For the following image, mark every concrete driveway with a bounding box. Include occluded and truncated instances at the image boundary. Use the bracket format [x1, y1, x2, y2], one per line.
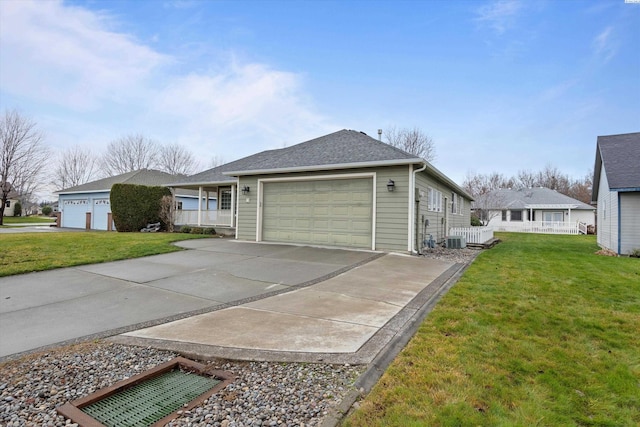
[0, 239, 375, 359]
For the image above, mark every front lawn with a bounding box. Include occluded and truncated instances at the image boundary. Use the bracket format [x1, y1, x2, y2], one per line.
[344, 233, 640, 426]
[1, 216, 55, 224]
[0, 232, 211, 277]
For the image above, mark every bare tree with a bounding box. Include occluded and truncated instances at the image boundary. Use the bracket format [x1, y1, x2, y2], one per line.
[462, 171, 513, 197]
[536, 163, 571, 194]
[384, 126, 436, 162]
[0, 110, 49, 224]
[53, 145, 100, 190]
[472, 190, 506, 226]
[567, 171, 593, 204]
[101, 134, 160, 176]
[515, 169, 538, 189]
[158, 143, 200, 175]
[209, 154, 225, 169]
[158, 195, 175, 232]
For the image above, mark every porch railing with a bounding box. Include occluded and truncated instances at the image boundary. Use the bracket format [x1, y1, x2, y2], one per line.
[449, 226, 494, 244]
[174, 209, 233, 227]
[493, 221, 581, 235]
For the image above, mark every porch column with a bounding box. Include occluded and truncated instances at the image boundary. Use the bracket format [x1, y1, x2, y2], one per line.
[568, 207, 571, 223]
[197, 186, 203, 226]
[230, 184, 236, 227]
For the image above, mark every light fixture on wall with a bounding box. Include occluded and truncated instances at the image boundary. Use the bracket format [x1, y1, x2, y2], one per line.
[241, 185, 250, 195]
[387, 179, 395, 192]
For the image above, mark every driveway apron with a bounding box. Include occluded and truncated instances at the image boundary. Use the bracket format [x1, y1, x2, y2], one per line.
[0, 239, 374, 359]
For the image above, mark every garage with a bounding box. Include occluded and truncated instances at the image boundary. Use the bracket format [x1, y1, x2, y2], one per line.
[92, 199, 111, 230]
[261, 178, 373, 248]
[61, 199, 89, 228]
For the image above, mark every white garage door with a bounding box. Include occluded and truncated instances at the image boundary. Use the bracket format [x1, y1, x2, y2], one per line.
[262, 178, 373, 248]
[61, 199, 89, 229]
[93, 199, 111, 230]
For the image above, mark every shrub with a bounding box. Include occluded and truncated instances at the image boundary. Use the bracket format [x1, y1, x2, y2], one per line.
[470, 215, 483, 227]
[629, 248, 640, 258]
[180, 225, 192, 234]
[110, 184, 171, 232]
[13, 202, 22, 217]
[190, 227, 204, 234]
[42, 206, 52, 216]
[203, 227, 216, 235]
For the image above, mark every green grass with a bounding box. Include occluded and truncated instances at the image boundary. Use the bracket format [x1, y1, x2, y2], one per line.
[1, 216, 55, 224]
[0, 232, 212, 277]
[344, 233, 640, 427]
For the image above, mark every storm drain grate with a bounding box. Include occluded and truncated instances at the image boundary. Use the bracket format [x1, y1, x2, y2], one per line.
[57, 357, 235, 427]
[81, 369, 219, 426]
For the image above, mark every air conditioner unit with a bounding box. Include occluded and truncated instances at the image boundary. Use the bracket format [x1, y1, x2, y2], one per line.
[446, 236, 466, 249]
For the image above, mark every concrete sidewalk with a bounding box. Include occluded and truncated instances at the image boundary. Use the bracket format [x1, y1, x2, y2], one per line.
[111, 253, 461, 364]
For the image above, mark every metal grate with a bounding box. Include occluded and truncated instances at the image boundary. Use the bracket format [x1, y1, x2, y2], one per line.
[81, 369, 220, 427]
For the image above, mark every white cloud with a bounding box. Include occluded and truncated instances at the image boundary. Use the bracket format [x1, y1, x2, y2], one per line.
[0, 0, 168, 110]
[475, 0, 523, 35]
[0, 0, 334, 165]
[592, 27, 617, 64]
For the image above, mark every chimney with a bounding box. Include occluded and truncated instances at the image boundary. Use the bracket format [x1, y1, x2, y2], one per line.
[378, 129, 382, 141]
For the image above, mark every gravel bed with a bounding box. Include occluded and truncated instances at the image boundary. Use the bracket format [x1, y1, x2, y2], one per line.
[420, 245, 481, 264]
[0, 341, 364, 427]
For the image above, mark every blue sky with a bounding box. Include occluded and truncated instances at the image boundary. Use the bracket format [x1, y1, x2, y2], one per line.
[1, 0, 638, 190]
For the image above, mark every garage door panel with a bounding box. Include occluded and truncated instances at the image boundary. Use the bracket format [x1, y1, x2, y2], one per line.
[262, 178, 372, 248]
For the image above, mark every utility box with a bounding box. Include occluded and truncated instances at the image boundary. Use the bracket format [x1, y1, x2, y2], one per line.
[446, 236, 466, 249]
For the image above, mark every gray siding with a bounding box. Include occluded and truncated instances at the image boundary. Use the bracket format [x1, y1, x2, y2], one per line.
[415, 171, 471, 244]
[620, 192, 640, 255]
[597, 164, 618, 253]
[236, 166, 411, 251]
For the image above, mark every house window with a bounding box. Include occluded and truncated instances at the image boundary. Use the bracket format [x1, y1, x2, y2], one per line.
[176, 201, 183, 210]
[428, 187, 442, 212]
[511, 210, 523, 221]
[220, 189, 232, 210]
[502, 210, 507, 221]
[4, 201, 10, 208]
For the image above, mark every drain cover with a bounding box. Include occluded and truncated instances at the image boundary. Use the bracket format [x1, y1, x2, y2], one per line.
[82, 369, 219, 426]
[57, 357, 235, 427]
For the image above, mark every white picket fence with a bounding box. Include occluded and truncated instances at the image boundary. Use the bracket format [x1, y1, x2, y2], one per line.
[174, 209, 233, 227]
[493, 221, 585, 235]
[449, 227, 494, 244]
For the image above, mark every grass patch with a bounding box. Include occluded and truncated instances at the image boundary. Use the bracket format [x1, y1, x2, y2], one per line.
[0, 232, 212, 277]
[344, 233, 640, 426]
[1, 216, 55, 224]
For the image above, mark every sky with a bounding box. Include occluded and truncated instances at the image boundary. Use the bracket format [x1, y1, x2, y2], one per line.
[1, 0, 639, 197]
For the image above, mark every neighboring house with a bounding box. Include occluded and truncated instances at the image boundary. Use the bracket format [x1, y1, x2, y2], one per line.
[169, 129, 472, 252]
[2, 192, 20, 217]
[473, 187, 595, 234]
[592, 132, 640, 255]
[56, 169, 216, 230]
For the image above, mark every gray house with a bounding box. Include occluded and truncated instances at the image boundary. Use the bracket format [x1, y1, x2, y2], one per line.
[170, 129, 472, 252]
[56, 169, 216, 230]
[592, 132, 640, 255]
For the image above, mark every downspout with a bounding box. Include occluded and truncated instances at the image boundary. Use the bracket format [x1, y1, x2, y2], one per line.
[410, 161, 428, 254]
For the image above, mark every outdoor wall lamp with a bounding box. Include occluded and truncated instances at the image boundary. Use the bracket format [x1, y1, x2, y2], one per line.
[241, 185, 250, 195]
[387, 179, 395, 192]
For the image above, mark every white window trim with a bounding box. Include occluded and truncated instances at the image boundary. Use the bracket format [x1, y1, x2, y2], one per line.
[256, 172, 377, 251]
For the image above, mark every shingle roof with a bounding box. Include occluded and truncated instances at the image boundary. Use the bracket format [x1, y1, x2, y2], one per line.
[172, 129, 421, 185]
[596, 132, 640, 190]
[56, 169, 187, 193]
[476, 187, 594, 210]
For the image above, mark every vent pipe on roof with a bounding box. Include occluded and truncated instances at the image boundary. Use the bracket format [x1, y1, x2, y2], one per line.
[378, 129, 382, 141]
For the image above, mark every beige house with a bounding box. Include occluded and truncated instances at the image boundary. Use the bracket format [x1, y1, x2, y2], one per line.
[170, 130, 472, 253]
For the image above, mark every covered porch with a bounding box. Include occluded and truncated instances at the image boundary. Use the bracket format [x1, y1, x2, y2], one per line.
[172, 183, 237, 228]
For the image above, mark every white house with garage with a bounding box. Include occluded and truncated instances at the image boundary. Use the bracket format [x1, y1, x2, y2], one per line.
[56, 169, 216, 230]
[592, 132, 640, 255]
[169, 129, 473, 253]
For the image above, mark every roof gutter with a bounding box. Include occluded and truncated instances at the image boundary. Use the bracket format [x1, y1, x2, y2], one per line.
[222, 158, 424, 177]
[410, 161, 428, 254]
